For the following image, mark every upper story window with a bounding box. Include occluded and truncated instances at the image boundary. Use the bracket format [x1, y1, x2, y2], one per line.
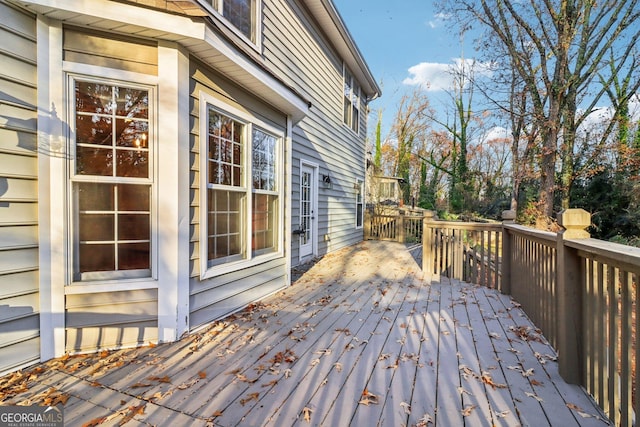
[343, 68, 361, 134]
[209, 0, 257, 43]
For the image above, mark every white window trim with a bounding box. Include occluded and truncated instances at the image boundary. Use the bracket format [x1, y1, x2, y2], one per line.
[63, 65, 160, 294]
[199, 91, 285, 279]
[298, 159, 319, 262]
[343, 64, 361, 135]
[355, 178, 364, 229]
[197, 0, 263, 52]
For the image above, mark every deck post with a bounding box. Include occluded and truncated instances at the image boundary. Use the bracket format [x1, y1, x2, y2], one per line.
[422, 210, 436, 281]
[556, 208, 590, 384]
[500, 210, 516, 295]
[364, 210, 371, 240]
[398, 210, 405, 243]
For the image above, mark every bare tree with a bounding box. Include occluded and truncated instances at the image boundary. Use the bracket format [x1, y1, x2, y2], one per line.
[440, 0, 640, 217]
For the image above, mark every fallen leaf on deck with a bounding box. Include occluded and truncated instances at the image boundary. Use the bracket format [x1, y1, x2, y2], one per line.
[496, 410, 510, 418]
[457, 387, 473, 396]
[284, 369, 292, 379]
[525, 392, 544, 402]
[198, 371, 207, 379]
[212, 409, 223, 417]
[416, 413, 433, 426]
[310, 358, 320, 367]
[302, 406, 313, 423]
[262, 379, 278, 387]
[240, 392, 260, 406]
[334, 362, 343, 372]
[314, 348, 332, 356]
[481, 372, 507, 389]
[400, 401, 411, 414]
[358, 389, 379, 406]
[131, 382, 152, 388]
[148, 375, 171, 383]
[461, 405, 477, 416]
[489, 332, 501, 339]
[530, 379, 544, 386]
[82, 416, 107, 427]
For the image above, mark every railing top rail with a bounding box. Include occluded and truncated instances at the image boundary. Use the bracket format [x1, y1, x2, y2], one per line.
[566, 237, 640, 272]
[424, 219, 503, 231]
[503, 223, 557, 244]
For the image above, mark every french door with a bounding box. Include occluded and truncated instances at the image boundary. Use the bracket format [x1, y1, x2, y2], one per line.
[299, 162, 317, 260]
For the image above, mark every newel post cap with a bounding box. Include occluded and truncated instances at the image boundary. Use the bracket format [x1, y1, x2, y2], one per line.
[423, 210, 436, 219]
[557, 208, 591, 239]
[501, 210, 516, 223]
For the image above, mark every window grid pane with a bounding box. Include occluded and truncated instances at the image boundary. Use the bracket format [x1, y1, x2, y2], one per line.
[252, 129, 276, 191]
[77, 183, 151, 274]
[207, 189, 245, 265]
[207, 108, 243, 187]
[222, 0, 255, 41]
[252, 193, 277, 254]
[75, 83, 149, 178]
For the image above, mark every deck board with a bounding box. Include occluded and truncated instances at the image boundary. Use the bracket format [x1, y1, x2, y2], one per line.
[0, 241, 609, 426]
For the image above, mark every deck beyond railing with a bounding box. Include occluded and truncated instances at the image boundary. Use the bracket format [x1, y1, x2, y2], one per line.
[366, 209, 640, 426]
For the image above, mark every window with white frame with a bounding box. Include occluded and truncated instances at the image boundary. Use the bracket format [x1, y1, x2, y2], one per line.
[208, 0, 257, 43]
[71, 78, 153, 282]
[201, 95, 282, 275]
[356, 179, 364, 228]
[343, 68, 360, 134]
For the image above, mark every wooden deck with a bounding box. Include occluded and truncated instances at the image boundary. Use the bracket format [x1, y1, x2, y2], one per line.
[0, 241, 609, 426]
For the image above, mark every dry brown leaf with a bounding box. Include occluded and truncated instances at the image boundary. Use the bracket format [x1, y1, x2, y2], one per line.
[119, 404, 146, 425]
[262, 379, 278, 387]
[212, 409, 223, 417]
[481, 372, 507, 389]
[461, 405, 477, 416]
[239, 392, 260, 406]
[400, 401, 411, 414]
[302, 406, 313, 423]
[525, 392, 543, 402]
[359, 389, 379, 406]
[148, 375, 171, 383]
[198, 371, 207, 379]
[82, 417, 107, 427]
[130, 382, 152, 388]
[530, 379, 544, 386]
[416, 413, 433, 426]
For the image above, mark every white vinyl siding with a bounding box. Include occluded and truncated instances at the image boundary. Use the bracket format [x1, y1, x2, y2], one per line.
[0, 0, 39, 375]
[261, 0, 369, 263]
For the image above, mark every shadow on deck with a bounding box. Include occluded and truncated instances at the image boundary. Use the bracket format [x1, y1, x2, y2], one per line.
[0, 241, 608, 426]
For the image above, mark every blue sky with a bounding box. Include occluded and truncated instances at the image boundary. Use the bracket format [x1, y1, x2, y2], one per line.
[332, 0, 478, 137]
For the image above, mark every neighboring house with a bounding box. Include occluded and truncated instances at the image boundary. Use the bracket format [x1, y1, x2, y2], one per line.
[0, 0, 379, 374]
[367, 175, 404, 210]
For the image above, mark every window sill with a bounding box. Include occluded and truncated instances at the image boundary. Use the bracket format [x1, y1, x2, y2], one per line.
[200, 251, 283, 280]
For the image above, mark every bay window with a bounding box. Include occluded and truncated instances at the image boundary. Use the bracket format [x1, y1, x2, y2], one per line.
[201, 95, 283, 276]
[71, 79, 154, 282]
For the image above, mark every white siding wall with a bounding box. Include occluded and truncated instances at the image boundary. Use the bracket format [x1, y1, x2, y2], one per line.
[0, 1, 40, 375]
[263, 0, 368, 264]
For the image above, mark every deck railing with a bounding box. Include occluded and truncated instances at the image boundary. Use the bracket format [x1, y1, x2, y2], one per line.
[423, 209, 639, 426]
[364, 211, 424, 244]
[367, 208, 639, 425]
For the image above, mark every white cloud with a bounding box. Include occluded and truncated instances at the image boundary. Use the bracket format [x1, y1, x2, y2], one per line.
[402, 58, 495, 92]
[427, 12, 449, 29]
